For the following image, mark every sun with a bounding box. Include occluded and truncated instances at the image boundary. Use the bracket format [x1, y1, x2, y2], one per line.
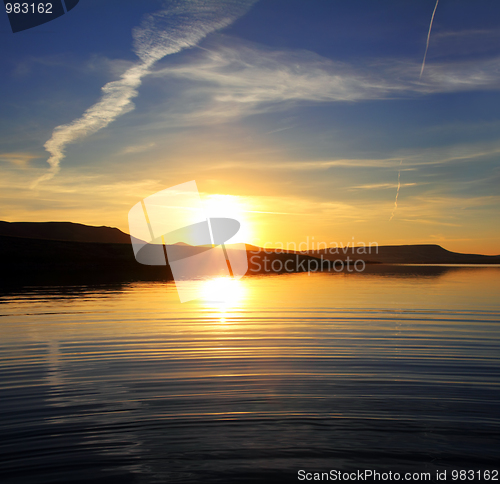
[203, 194, 251, 244]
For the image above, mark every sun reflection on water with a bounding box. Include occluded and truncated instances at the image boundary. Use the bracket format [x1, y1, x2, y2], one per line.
[195, 276, 247, 326]
[201, 276, 245, 309]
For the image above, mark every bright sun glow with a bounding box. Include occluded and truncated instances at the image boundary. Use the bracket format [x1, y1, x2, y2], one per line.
[203, 194, 251, 243]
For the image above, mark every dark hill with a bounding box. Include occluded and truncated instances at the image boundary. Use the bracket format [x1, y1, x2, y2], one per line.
[302, 244, 500, 264]
[0, 234, 171, 286]
[1, 222, 498, 289]
[0, 235, 320, 288]
[0, 221, 130, 244]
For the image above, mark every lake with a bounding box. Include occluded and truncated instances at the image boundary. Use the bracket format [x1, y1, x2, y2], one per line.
[0, 266, 499, 483]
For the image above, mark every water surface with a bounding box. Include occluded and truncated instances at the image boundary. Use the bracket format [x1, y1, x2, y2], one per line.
[0, 266, 499, 483]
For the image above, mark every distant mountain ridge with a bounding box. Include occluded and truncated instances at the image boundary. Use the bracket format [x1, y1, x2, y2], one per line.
[0, 221, 499, 289]
[0, 221, 131, 244]
[302, 244, 500, 265]
[0, 221, 498, 265]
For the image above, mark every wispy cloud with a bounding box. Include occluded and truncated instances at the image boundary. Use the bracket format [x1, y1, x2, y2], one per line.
[434, 29, 496, 39]
[194, 139, 500, 172]
[144, 40, 500, 129]
[429, 29, 500, 57]
[399, 218, 461, 227]
[351, 182, 417, 190]
[0, 152, 40, 168]
[35, 0, 256, 186]
[120, 142, 157, 155]
[156, 43, 402, 105]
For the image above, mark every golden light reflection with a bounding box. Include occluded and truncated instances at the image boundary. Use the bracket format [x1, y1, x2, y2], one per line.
[201, 276, 245, 309]
[196, 277, 247, 326]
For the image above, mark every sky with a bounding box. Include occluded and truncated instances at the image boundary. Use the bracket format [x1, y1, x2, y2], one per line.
[1, 0, 499, 254]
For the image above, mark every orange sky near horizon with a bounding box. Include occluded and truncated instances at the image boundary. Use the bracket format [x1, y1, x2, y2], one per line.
[1, 169, 498, 256]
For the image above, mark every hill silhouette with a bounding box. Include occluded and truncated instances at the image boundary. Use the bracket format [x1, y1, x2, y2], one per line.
[0, 221, 498, 288]
[300, 244, 500, 265]
[0, 221, 130, 244]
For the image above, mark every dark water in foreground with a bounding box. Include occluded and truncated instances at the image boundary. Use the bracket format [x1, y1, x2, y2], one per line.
[0, 266, 499, 483]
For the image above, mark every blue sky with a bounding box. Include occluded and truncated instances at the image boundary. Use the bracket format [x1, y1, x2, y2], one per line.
[1, 0, 499, 253]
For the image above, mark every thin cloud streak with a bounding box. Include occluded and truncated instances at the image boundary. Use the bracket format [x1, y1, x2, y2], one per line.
[34, 0, 256, 186]
[243, 209, 301, 215]
[389, 160, 402, 221]
[420, 0, 440, 79]
[120, 142, 157, 155]
[270, 142, 493, 188]
[194, 140, 500, 172]
[351, 182, 416, 190]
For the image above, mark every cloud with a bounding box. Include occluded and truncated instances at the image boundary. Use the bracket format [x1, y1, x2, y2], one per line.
[398, 219, 461, 227]
[132, 0, 256, 65]
[434, 29, 498, 39]
[35, 0, 257, 186]
[0, 152, 40, 168]
[194, 138, 500, 172]
[395, 193, 500, 227]
[156, 43, 401, 106]
[146, 39, 500, 127]
[120, 142, 157, 155]
[430, 29, 500, 58]
[350, 182, 417, 190]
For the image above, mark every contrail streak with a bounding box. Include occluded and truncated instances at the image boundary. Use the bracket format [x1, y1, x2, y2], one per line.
[33, 0, 256, 187]
[420, 0, 439, 79]
[389, 160, 402, 221]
